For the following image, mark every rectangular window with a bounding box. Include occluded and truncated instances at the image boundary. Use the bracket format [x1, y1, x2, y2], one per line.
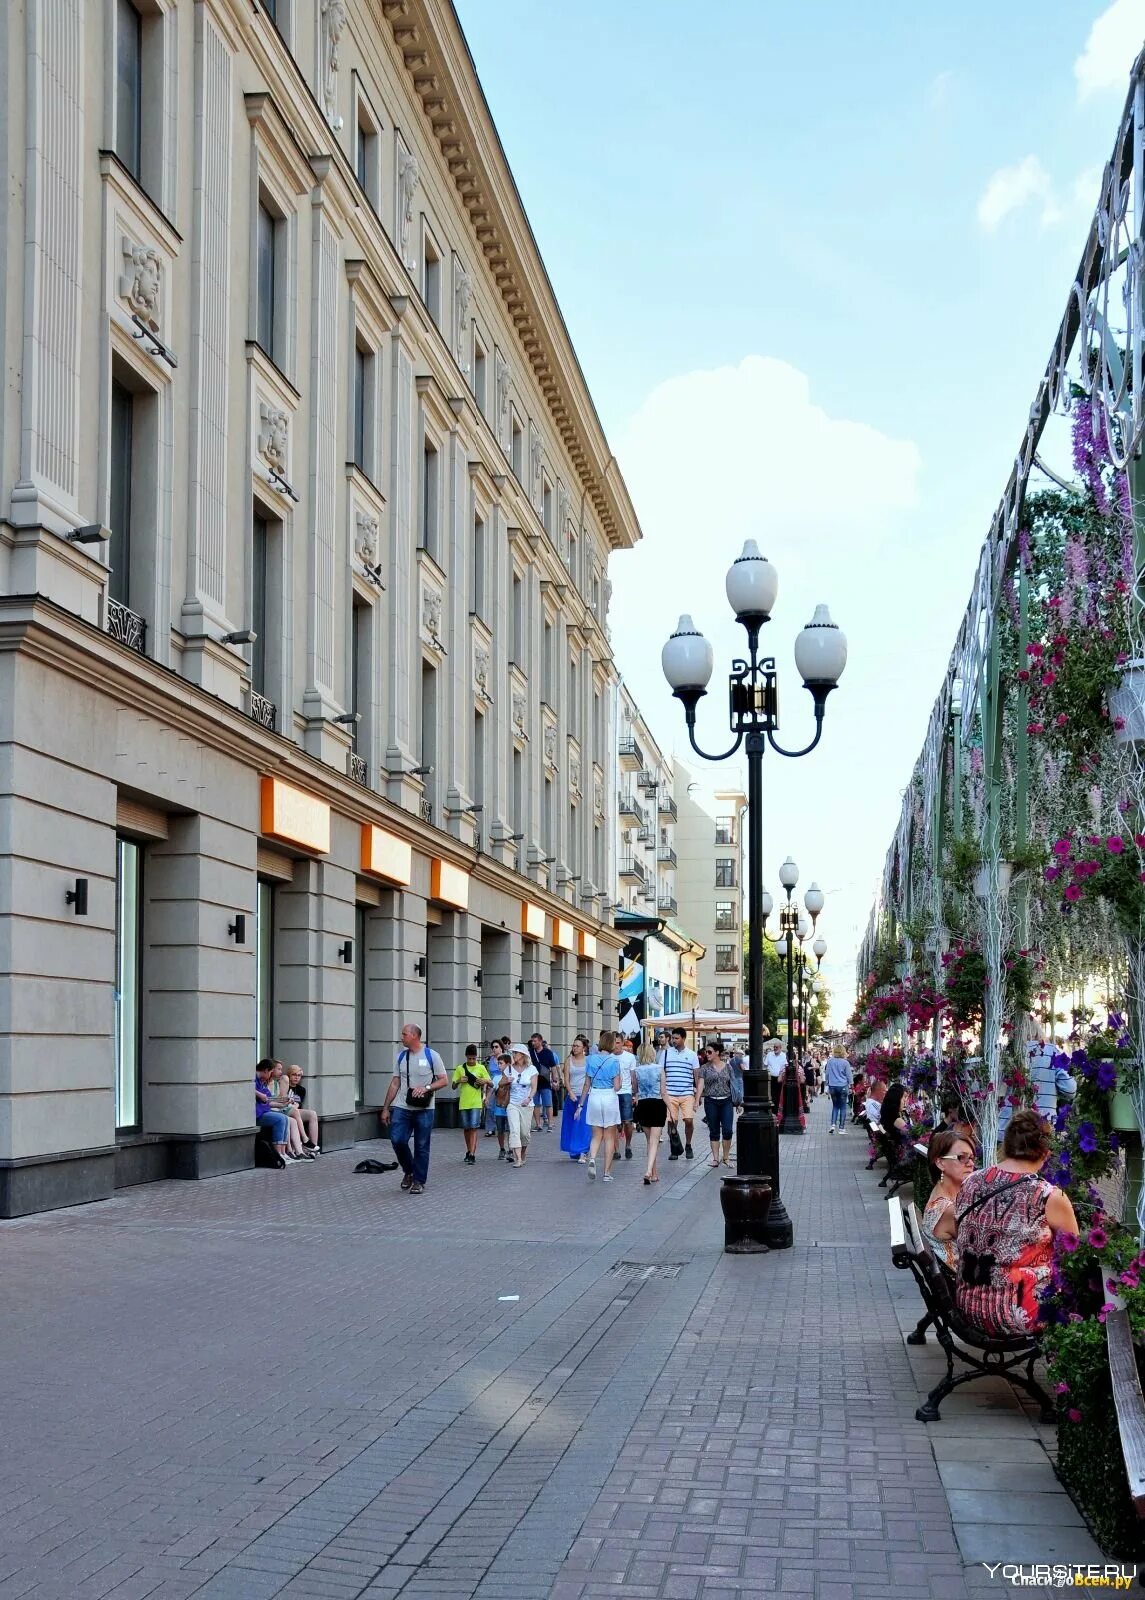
[114, 837, 143, 1130]
[715, 815, 736, 845]
[353, 342, 375, 474]
[715, 987, 736, 1012]
[472, 709, 485, 811]
[568, 800, 577, 875]
[256, 199, 278, 360]
[542, 477, 553, 536]
[567, 654, 578, 737]
[420, 662, 437, 802]
[510, 411, 523, 479]
[593, 689, 602, 754]
[568, 528, 577, 583]
[472, 510, 485, 617]
[542, 622, 553, 703]
[594, 821, 603, 888]
[355, 103, 379, 207]
[715, 901, 736, 931]
[543, 776, 553, 856]
[715, 858, 737, 888]
[715, 944, 738, 972]
[115, 0, 143, 183]
[472, 327, 487, 414]
[252, 510, 269, 695]
[109, 380, 134, 609]
[422, 229, 441, 326]
[354, 905, 367, 1104]
[256, 879, 275, 1059]
[351, 594, 372, 759]
[511, 574, 523, 662]
[513, 747, 523, 839]
[420, 440, 438, 556]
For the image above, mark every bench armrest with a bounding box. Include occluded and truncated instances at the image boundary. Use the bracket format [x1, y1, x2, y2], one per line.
[1107, 1307, 1145, 1516]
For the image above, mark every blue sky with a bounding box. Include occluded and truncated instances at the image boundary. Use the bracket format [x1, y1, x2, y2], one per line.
[456, 0, 1145, 1014]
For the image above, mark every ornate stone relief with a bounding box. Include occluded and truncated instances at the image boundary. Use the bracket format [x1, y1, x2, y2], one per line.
[543, 722, 557, 770]
[474, 640, 491, 700]
[556, 481, 569, 550]
[569, 744, 581, 796]
[494, 353, 510, 445]
[258, 403, 289, 474]
[529, 425, 542, 502]
[421, 582, 443, 647]
[512, 689, 527, 737]
[398, 146, 419, 270]
[454, 265, 472, 370]
[593, 773, 604, 816]
[354, 509, 380, 568]
[320, 0, 347, 125]
[118, 237, 162, 332]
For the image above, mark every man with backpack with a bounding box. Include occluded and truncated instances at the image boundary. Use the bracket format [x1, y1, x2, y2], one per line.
[380, 1022, 447, 1194]
[528, 1032, 560, 1131]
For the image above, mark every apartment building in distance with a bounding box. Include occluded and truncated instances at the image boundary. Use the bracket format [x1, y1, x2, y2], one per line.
[673, 760, 748, 1012]
[0, 0, 641, 1215]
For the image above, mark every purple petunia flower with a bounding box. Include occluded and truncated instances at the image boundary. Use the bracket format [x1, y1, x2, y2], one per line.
[1077, 1122, 1099, 1154]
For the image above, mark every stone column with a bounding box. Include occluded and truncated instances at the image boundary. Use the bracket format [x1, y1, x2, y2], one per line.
[550, 950, 574, 1048]
[520, 939, 547, 1034]
[365, 887, 427, 1105]
[273, 849, 356, 1148]
[578, 957, 600, 1039]
[427, 910, 482, 1122]
[143, 812, 257, 1175]
[481, 928, 521, 1044]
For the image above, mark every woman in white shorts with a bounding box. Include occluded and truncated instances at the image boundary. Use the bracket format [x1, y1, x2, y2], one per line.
[576, 1030, 622, 1182]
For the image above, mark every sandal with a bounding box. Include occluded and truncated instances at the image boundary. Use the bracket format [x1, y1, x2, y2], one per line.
[643, 1176, 651, 1185]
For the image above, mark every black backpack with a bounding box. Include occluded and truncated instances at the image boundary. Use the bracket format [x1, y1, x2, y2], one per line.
[254, 1124, 286, 1170]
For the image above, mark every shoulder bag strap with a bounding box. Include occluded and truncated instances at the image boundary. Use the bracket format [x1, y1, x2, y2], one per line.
[955, 1172, 1034, 1228]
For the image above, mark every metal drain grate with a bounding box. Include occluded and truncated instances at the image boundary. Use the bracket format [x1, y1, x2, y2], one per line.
[609, 1260, 688, 1281]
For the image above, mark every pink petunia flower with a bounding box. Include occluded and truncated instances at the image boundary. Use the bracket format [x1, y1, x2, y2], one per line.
[1108, 837, 1125, 854]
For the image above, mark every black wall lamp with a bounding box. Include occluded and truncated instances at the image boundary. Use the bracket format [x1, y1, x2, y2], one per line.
[66, 878, 89, 915]
[66, 525, 109, 545]
[220, 629, 257, 646]
[572, 993, 579, 1006]
[545, 985, 553, 1000]
[515, 978, 524, 995]
[338, 939, 353, 964]
[414, 956, 427, 978]
[474, 968, 482, 988]
[598, 998, 604, 1011]
[228, 913, 246, 943]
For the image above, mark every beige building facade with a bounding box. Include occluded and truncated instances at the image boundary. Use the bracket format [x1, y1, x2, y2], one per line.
[0, 0, 639, 1214]
[614, 683, 677, 920]
[672, 760, 747, 1012]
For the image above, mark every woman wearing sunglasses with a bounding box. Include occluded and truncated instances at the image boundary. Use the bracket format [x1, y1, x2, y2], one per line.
[922, 1129, 975, 1273]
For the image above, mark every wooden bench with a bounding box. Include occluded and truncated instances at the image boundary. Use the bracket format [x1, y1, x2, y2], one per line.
[888, 1195, 1054, 1423]
[1108, 1306, 1145, 1518]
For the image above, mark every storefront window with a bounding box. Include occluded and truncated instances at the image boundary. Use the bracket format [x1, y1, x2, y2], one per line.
[355, 906, 366, 1104]
[114, 838, 142, 1129]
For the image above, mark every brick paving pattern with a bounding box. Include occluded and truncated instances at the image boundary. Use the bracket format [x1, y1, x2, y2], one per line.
[0, 1105, 1105, 1599]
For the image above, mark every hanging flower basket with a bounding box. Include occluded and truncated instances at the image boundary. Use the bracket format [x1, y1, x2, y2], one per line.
[973, 861, 1014, 900]
[1108, 659, 1145, 745]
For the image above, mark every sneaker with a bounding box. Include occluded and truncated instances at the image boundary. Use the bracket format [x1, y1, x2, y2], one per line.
[828, 1126, 836, 1135]
[685, 1145, 694, 1160]
[400, 1174, 413, 1190]
[577, 1155, 587, 1164]
[587, 1158, 596, 1181]
[602, 1174, 614, 1183]
[668, 1151, 680, 1161]
[624, 1147, 633, 1159]
[409, 1182, 424, 1194]
[464, 1152, 475, 1165]
[498, 1148, 506, 1161]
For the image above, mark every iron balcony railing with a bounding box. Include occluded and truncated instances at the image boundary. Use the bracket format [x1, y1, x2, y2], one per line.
[658, 895, 677, 916]
[658, 846, 677, 866]
[248, 692, 277, 732]
[348, 751, 368, 786]
[618, 735, 644, 768]
[618, 856, 645, 882]
[419, 796, 434, 826]
[106, 599, 147, 655]
[658, 794, 678, 819]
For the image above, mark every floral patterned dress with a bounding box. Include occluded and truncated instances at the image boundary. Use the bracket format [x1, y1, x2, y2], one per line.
[921, 1191, 957, 1274]
[954, 1168, 1054, 1337]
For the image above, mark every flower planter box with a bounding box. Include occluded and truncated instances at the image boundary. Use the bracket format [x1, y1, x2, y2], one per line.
[972, 861, 1014, 900]
[1052, 1320, 1145, 1558]
[1109, 659, 1145, 745]
[1111, 1089, 1140, 1134]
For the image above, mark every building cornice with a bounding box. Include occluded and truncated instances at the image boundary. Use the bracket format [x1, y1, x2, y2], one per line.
[375, 0, 641, 554]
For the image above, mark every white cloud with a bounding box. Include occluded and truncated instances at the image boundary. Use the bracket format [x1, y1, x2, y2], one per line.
[925, 70, 955, 113]
[1075, 0, 1145, 100]
[977, 156, 1057, 232]
[608, 357, 925, 1021]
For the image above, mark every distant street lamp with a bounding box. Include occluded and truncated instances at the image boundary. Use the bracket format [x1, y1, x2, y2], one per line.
[662, 541, 847, 1251]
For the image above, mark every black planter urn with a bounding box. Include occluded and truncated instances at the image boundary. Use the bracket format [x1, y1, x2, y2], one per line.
[719, 1175, 773, 1254]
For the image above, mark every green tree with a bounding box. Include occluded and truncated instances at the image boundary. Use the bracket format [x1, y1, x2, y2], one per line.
[741, 929, 788, 1035]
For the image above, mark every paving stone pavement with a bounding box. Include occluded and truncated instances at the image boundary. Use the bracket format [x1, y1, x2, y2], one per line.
[0, 1106, 1113, 1600]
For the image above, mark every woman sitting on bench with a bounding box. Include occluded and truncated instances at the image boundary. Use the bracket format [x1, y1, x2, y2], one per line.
[954, 1109, 1078, 1338]
[878, 1082, 912, 1162]
[922, 1129, 974, 1272]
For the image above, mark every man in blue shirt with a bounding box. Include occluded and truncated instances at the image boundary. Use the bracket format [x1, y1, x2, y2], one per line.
[529, 1032, 560, 1131]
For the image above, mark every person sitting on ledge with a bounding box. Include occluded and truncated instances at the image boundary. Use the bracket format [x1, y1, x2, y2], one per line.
[954, 1109, 1078, 1338]
[286, 1065, 321, 1154]
[255, 1059, 289, 1162]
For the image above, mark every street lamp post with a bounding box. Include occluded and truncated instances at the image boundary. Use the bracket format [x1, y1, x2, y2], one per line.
[661, 542, 847, 1251]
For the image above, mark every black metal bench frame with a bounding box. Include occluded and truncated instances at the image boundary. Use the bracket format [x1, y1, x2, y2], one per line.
[889, 1196, 1054, 1423]
[873, 1126, 914, 1195]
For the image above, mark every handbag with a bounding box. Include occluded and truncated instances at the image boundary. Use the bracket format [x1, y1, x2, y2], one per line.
[667, 1122, 684, 1158]
[495, 1077, 511, 1108]
[403, 1046, 435, 1109]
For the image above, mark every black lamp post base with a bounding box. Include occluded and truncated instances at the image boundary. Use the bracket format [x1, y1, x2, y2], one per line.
[779, 1072, 805, 1135]
[734, 1102, 794, 1249]
[720, 1175, 772, 1253]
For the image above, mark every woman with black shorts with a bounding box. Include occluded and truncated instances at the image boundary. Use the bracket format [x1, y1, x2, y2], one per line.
[633, 1043, 667, 1185]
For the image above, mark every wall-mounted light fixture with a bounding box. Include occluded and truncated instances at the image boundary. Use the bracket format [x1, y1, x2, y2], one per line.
[66, 878, 89, 915]
[228, 913, 246, 944]
[332, 712, 360, 726]
[572, 993, 579, 1006]
[545, 985, 553, 1000]
[414, 956, 427, 978]
[474, 968, 482, 988]
[597, 998, 604, 1011]
[66, 525, 109, 545]
[220, 629, 257, 646]
[515, 978, 524, 996]
[338, 939, 353, 964]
